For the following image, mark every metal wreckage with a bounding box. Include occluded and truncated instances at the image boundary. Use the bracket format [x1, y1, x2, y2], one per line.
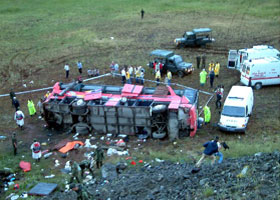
[43, 80, 200, 140]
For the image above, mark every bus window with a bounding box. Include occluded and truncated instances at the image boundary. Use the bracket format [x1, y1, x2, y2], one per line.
[242, 64, 246, 73]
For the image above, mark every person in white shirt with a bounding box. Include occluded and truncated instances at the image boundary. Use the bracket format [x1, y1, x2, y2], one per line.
[121, 68, 126, 84]
[14, 110, 25, 130]
[30, 139, 42, 162]
[64, 63, 70, 78]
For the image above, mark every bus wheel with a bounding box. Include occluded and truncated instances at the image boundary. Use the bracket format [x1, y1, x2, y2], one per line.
[254, 83, 262, 90]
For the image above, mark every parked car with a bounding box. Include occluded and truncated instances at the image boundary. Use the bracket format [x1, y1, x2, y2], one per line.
[174, 28, 214, 47]
[148, 49, 193, 77]
[218, 86, 254, 133]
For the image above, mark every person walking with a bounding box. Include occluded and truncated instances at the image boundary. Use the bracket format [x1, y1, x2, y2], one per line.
[209, 69, 215, 88]
[155, 69, 161, 86]
[199, 68, 207, 86]
[27, 99, 36, 117]
[196, 56, 201, 69]
[121, 68, 126, 84]
[214, 61, 220, 77]
[12, 97, 20, 111]
[10, 89, 16, 107]
[30, 139, 41, 162]
[64, 63, 70, 78]
[135, 67, 141, 84]
[203, 105, 211, 124]
[215, 85, 224, 109]
[167, 70, 172, 86]
[77, 61, 83, 74]
[195, 136, 220, 168]
[12, 133, 17, 156]
[94, 145, 104, 169]
[14, 109, 24, 130]
[141, 9, 145, 19]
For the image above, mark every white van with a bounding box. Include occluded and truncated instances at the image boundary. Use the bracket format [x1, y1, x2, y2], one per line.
[240, 57, 280, 89]
[218, 86, 254, 132]
[227, 45, 280, 71]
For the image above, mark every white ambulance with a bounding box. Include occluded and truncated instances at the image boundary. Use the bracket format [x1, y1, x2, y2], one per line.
[227, 45, 280, 71]
[240, 57, 280, 89]
[218, 86, 254, 133]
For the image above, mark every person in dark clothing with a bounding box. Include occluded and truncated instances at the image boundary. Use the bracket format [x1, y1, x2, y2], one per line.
[12, 133, 17, 156]
[141, 9, 145, 19]
[10, 89, 16, 106]
[209, 70, 215, 88]
[12, 97, 20, 111]
[215, 85, 224, 109]
[202, 54, 206, 68]
[70, 183, 91, 200]
[94, 145, 104, 169]
[195, 136, 219, 168]
[196, 56, 201, 69]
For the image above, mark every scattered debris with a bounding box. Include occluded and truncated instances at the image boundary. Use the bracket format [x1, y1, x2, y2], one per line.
[55, 160, 60, 167]
[19, 161, 31, 172]
[44, 152, 53, 159]
[28, 182, 57, 196]
[155, 158, 165, 163]
[45, 174, 55, 179]
[58, 141, 84, 154]
[0, 135, 7, 141]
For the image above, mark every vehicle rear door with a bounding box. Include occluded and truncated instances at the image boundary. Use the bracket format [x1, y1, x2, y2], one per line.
[167, 58, 177, 73]
[228, 50, 238, 69]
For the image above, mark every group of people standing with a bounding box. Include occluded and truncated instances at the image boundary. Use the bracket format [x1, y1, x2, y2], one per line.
[199, 61, 220, 88]
[120, 65, 145, 85]
[64, 61, 84, 79]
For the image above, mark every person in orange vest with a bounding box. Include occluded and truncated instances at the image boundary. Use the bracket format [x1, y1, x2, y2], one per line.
[214, 61, 220, 77]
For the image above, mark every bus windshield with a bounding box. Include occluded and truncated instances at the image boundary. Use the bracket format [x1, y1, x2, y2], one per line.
[222, 106, 245, 117]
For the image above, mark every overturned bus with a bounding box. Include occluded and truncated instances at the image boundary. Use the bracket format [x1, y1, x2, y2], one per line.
[43, 82, 199, 140]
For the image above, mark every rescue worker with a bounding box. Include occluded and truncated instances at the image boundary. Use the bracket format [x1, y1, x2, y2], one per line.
[27, 99, 36, 116]
[199, 68, 207, 86]
[121, 68, 126, 84]
[12, 133, 17, 156]
[70, 183, 91, 200]
[12, 97, 20, 111]
[126, 70, 131, 84]
[30, 139, 41, 162]
[94, 144, 104, 169]
[208, 61, 215, 72]
[209, 69, 215, 88]
[155, 69, 161, 86]
[128, 66, 134, 83]
[135, 67, 141, 84]
[14, 109, 24, 130]
[70, 161, 82, 183]
[167, 70, 172, 86]
[203, 105, 211, 125]
[214, 61, 220, 77]
[79, 157, 95, 178]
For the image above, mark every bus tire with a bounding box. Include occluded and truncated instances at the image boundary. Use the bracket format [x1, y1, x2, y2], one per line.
[254, 82, 262, 90]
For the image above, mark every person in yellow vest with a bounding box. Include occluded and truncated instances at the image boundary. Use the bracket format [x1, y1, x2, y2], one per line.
[214, 61, 220, 77]
[200, 68, 208, 86]
[44, 91, 50, 100]
[167, 70, 172, 86]
[125, 70, 131, 84]
[27, 99, 36, 116]
[203, 105, 211, 125]
[208, 61, 215, 72]
[155, 69, 161, 86]
[135, 68, 141, 84]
